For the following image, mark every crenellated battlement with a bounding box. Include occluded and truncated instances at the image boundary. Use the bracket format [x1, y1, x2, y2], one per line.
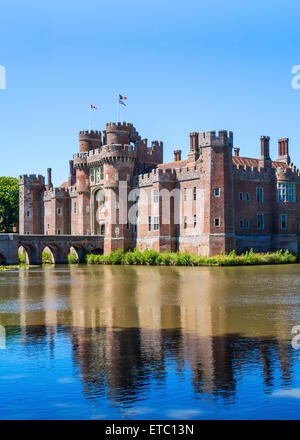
[19, 174, 45, 185]
[79, 130, 101, 138]
[44, 187, 69, 201]
[198, 130, 233, 147]
[106, 122, 133, 131]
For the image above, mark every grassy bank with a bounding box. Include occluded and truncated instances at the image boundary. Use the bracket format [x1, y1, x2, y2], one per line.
[0, 264, 34, 271]
[86, 248, 297, 266]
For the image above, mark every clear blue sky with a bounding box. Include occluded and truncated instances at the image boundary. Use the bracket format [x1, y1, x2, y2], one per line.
[1, 0, 300, 186]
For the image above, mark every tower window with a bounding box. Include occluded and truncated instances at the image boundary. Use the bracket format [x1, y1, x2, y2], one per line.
[193, 187, 197, 201]
[281, 214, 287, 230]
[57, 208, 62, 215]
[193, 214, 197, 228]
[214, 188, 220, 197]
[239, 192, 243, 201]
[184, 216, 187, 229]
[214, 218, 220, 227]
[100, 224, 105, 235]
[148, 216, 151, 232]
[257, 213, 264, 230]
[245, 192, 250, 201]
[153, 190, 159, 203]
[154, 216, 159, 230]
[57, 229, 61, 235]
[256, 187, 264, 203]
[184, 188, 187, 202]
[240, 219, 244, 229]
[26, 210, 30, 217]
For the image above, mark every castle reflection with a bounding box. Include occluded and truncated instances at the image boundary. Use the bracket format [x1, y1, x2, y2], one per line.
[4, 265, 298, 404]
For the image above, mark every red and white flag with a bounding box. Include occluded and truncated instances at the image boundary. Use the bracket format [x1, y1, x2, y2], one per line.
[90, 105, 98, 110]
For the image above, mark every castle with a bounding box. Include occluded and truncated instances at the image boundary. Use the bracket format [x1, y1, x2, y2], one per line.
[19, 122, 300, 255]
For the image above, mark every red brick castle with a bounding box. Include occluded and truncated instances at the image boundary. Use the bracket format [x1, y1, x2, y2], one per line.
[19, 122, 300, 255]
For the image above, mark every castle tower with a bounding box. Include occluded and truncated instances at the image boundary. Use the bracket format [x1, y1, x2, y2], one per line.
[19, 174, 45, 234]
[198, 130, 235, 255]
[79, 130, 102, 152]
[100, 123, 137, 253]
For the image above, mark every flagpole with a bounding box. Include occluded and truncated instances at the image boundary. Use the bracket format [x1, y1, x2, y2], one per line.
[89, 105, 91, 131]
[118, 96, 120, 123]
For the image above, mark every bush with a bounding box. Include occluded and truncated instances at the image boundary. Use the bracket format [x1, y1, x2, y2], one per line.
[42, 251, 53, 264]
[85, 248, 297, 267]
[18, 251, 27, 264]
[68, 253, 78, 264]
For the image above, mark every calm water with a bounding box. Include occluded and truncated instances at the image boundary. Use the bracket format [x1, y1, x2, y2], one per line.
[0, 264, 300, 419]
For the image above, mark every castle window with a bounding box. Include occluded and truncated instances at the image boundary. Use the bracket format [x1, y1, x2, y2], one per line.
[256, 187, 264, 203]
[214, 218, 220, 227]
[240, 219, 244, 229]
[239, 192, 243, 201]
[26, 210, 30, 217]
[86, 205, 90, 214]
[297, 223, 300, 231]
[193, 214, 197, 228]
[214, 188, 220, 197]
[115, 173, 119, 182]
[115, 201, 119, 210]
[57, 229, 61, 235]
[154, 216, 159, 230]
[148, 216, 151, 232]
[281, 214, 287, 230]
[245, 192, 250, 201]
[184, 188, 187, 202]
[115, 227, 120, 237]
[133, 224, 137, 233]
[90, 168, 95, 183]
[99, 166, 104, 180]
[278, 182, 296, 202]
[127, 174, 130, 182]
[100, 224, 105, 235]
[246, 220, 250, 229]
[47, 224, 50, 229]
[74, 202, 77, 214]
[126, 222, 130, 230]
[154, 190, 159, 203]
[193, 187, 197, 201]
[57, 208, 62, 215]
[257, 213, 264, 230]
[184, 216, 187, 229]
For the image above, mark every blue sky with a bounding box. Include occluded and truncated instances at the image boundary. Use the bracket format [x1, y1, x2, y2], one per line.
[1, 0, 300, 186]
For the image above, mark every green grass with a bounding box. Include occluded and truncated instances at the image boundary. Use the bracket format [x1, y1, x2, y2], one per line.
[86, 248, 297, 266]
[18, 251, 27, 264]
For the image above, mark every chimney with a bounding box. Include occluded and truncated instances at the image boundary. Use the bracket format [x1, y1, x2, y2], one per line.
[174, 150, 182, 161]
[68, 160, 74, 186]
[234, 147, 240, 157]
[189, 132, 199, 152]
[278, 138, 290, 164]
[260, 136, 270, 159]
[47, 168, 52, 189]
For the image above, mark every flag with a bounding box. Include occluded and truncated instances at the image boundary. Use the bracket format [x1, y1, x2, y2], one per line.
[119, 99, 126, 106]
[90, 105, 98, 109]
[119, 95, 127, 100]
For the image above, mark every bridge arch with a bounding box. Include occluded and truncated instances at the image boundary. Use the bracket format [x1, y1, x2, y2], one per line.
[0, 253, 6, 265]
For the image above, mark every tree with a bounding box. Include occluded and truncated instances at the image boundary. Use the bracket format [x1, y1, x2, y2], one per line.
[0, 177, 19, 232]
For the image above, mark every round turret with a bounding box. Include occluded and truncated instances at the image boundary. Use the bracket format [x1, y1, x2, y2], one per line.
[105, 122, 133, 145]
[79, 130, 102, 152]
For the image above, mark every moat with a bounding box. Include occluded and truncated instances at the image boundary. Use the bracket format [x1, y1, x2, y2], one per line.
[1, 264, 300, 419]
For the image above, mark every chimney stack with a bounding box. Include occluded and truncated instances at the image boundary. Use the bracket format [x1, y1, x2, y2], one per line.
[189, 132, 199, 152]
[234, 147, 240, 157]
[47, 168, 52, 189]
[277, 138, 290, 164]
[260, 136, 270, 159]
[174, 150, 182, 162]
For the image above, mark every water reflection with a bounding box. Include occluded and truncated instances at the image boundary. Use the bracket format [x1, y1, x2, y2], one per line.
[0, 264, 300, 418]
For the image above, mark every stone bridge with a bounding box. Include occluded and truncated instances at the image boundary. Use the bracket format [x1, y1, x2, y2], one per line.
[0, 234, 104, 265]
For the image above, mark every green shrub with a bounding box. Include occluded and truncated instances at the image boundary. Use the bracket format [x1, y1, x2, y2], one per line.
[18, 251, 27, 264]
[85, 248, 297, 267]
[42, 251, 53, 264]
[68, 253, 78, 264]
